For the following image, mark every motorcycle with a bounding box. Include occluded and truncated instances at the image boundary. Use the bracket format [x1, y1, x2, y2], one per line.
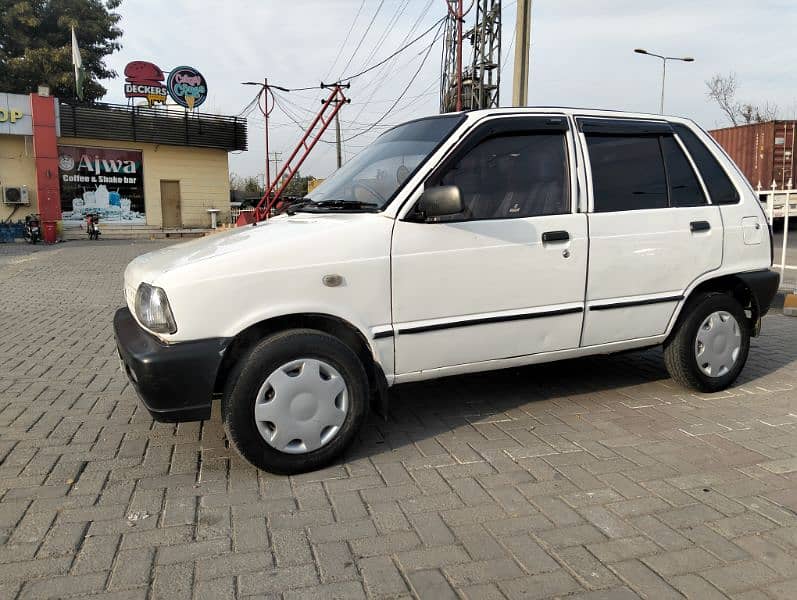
[23, 214, 40, 244]
[86, 213, 101, 240]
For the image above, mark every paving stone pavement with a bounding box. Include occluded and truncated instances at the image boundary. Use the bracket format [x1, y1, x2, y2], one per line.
[1, 239, 797, 600]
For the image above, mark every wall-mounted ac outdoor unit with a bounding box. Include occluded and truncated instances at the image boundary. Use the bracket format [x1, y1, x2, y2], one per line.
[2, 186, 30, 205]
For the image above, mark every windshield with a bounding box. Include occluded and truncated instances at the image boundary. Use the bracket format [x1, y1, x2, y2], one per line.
[302, 114, 464, 210]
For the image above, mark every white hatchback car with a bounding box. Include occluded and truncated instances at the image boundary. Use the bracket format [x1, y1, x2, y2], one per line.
[115, 108, 780, 473]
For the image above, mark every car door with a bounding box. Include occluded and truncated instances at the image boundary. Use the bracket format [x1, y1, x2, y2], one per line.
[390, 116, 588, 375]
[577, 118, 723, 347]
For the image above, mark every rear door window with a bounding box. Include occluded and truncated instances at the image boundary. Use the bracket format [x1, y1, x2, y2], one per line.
[586, 135, 668, 212]
[672, 124, 740, 205]
[660, 136, 707, 207]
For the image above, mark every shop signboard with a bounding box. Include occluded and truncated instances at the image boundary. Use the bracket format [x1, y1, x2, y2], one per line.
[0, 93, 33, 136]
[124, 61, 168, 105]
[167, 66, 208, 110]
[58, 146, 146, 224]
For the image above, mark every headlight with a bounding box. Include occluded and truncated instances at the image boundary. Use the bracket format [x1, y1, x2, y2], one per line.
[134, 283, 177, 334]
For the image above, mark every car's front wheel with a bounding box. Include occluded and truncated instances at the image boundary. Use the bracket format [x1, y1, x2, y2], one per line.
[663, 292, 750, 392]
[223, 329, 369, 474]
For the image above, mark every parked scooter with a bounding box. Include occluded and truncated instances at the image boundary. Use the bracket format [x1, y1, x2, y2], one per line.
[23, 214, 40, 244]
[86, 213, 101, 240]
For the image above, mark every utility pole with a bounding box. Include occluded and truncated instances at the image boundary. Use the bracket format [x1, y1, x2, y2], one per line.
[440, 0, 467, 113]
[261, 78, 271, 190]
[456, 0, 463, 111]
[512, 0, 532, 107]
[268, 152, 282, 186]
[334, 110, 342, 169]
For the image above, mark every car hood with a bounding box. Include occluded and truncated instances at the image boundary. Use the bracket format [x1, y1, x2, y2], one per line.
[125, 212, 390, 287]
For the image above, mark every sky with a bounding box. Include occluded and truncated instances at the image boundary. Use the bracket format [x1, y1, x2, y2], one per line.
[97, 0, 797, 182]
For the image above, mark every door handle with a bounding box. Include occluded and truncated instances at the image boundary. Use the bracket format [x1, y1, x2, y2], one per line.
[542, 230, 569, 243]
[690, 221, 711, 232]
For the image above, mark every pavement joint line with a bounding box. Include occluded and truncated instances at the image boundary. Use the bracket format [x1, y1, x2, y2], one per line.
[0, 239, 796, 599]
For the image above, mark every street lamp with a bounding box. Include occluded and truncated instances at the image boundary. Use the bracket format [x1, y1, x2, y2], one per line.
[634, 48, 694, 115]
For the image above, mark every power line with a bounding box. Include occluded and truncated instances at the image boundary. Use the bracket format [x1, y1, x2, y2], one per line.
[339, 16, 446, 82]
[323, 0, 367, 82]
[339, 20, 445, 143]
[338, 0, 385, 78]
[344, 0, 436, 116]
[355, 0, 412, 76]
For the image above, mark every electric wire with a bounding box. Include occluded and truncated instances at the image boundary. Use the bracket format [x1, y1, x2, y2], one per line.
[338, 0, 385, 78]
[337, 19, 445, 143]
[337, 16, 446, 83]
[354, 0, 412, 77]
[323, 0, 367, 82]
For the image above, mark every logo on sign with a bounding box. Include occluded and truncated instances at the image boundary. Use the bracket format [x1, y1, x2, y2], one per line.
[124, 61, 168, 105]
[167, 66, 207, 110]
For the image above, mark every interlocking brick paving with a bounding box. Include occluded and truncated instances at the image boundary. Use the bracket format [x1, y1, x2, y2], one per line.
[1, 239, 796, 599]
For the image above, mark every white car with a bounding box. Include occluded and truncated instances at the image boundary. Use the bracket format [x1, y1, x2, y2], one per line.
[115, 108, 780, 474]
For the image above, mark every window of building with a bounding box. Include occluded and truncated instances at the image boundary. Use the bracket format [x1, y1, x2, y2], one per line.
[672, 124, 740, 205]
[437, 132, 569, 220]
[587, 135, 668, 212]
[660, 136, 707, 207]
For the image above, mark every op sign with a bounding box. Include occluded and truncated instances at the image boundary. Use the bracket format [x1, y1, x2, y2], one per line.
[167, 66, 207, 110]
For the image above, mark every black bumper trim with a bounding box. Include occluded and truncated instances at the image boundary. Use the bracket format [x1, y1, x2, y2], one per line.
[737, 269, 780, 319]
[113, 307, 229, 423]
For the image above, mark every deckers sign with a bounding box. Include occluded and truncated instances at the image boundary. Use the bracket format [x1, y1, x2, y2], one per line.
[124, 61, 168, 105]
[123, 61, 207, 109]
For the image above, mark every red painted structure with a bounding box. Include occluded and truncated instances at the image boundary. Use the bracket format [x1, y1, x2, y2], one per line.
[30, 94, 62, 227]
[237, 84, 349, 225]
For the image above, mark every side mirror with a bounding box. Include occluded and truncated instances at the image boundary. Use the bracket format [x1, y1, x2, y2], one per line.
[417, 185, 463, 219]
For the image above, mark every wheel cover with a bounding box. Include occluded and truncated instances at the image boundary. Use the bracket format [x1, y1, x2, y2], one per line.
[254, 358, 349, 454]
[694, 310, 741, 378]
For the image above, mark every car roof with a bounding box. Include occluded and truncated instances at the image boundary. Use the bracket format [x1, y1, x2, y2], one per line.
[458, 106, 696, 126]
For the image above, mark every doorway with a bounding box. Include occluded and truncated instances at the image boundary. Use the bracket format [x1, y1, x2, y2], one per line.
[160, 180, 182, 228]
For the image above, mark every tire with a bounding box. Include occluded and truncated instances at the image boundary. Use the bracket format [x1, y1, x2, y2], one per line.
[663, 292, 750, 392]
[222, 328, 369, 474]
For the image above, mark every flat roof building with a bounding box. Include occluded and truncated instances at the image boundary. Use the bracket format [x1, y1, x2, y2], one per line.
[0, 91, 247, 237]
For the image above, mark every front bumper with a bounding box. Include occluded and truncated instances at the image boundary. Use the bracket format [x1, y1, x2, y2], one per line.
[113, 307, 229, 422]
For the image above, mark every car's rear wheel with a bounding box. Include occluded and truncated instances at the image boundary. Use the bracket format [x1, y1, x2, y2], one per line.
[223, 329, 368, 474]
[663, 292, 750, 392]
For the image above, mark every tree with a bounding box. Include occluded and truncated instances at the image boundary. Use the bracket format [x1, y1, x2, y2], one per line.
[706, 72, 779, 126]
[229, 173, 263, 196]
[0, 0, 123, 101]
[282, 173, 317, 197]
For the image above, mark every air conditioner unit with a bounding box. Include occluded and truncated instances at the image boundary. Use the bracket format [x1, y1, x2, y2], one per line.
[3, 186, 30, 205]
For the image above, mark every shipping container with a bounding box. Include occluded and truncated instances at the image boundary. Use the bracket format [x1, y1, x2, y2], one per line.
[709, 120, 796, 189]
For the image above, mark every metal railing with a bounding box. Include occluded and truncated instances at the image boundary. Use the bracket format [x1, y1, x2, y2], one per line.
[757, 179, 795, 289]
[230, 207, 256, 225]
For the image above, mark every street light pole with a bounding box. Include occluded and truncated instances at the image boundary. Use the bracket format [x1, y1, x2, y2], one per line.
[634, 49, 694, 115]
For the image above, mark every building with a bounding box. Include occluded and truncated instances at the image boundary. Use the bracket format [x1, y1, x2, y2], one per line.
[0, 90, 247, 235]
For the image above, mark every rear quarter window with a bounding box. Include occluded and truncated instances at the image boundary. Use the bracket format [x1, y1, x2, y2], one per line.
[672, 123, 740, 205]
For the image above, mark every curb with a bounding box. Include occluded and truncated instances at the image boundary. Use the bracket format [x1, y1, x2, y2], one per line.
[782, 292, 797, 316]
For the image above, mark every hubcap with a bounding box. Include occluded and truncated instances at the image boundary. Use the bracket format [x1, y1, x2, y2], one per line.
[254, 358, 348, 454]
[694, 310, 741, 377]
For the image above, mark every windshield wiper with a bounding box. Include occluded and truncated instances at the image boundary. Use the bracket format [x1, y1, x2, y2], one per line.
[293, 199, 379, 213]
